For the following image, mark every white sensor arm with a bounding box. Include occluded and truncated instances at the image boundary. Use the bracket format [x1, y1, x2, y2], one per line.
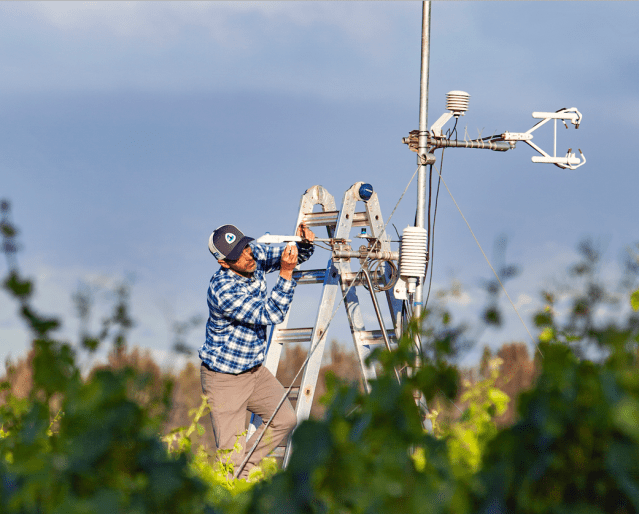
[501, 108, 585, 170]
[430, 112, 454, 138]
[256, 235, 302, 244]
[256, 234, 335, 244]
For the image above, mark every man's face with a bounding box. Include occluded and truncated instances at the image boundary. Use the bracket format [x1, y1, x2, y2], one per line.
[219, 245, 257, 277]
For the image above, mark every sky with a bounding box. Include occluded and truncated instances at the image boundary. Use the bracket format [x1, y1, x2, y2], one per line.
[1, 1, 638, 372]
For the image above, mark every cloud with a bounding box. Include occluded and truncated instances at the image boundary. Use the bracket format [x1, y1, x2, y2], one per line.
[0, 2, 422, 100]
[4, 1, 637, 108]
[5, 2, 413, 54]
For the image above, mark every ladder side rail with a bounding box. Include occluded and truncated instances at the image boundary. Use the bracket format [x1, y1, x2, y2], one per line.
[262, 309, 293, 375]
[339, 185, 380, 386]
[282, 259, 341, 466]
[251, 186, 336, 440]
[335, 184, 378, 390]
[283, 185, 341, 427]
[261, 185, 337, 380]
[284, 183, 376, 466]
[278, 183, 402, 465]
[385, 288, 405, 340]
[363, 191, 404, 340]
[298, 185, 337, 239]
[340, 281, 377, 391]
[287, 184, 340, 416]
[262, 185, 337, 377]
[247, 307, 294, 440]
[364, 192, 390, 250]
[267, 185, 338, 465]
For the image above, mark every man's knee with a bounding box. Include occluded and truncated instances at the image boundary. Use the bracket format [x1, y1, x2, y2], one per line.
[274, 402, 297, 433]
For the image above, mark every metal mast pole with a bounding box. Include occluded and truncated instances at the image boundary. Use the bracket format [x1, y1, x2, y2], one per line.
[414, 1, 431, 320]
[409, 1, 434, 432]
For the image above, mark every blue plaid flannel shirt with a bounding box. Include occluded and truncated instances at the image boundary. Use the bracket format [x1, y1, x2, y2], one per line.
[199, 241, 314, 374]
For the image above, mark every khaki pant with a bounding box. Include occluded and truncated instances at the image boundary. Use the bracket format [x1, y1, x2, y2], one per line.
[200, 363, 297, 480]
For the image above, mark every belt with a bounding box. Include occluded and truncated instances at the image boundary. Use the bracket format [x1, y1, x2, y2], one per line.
[202, 361, 262, 375]
[201, 361, 262, 375]
[238, 364, 262, 375]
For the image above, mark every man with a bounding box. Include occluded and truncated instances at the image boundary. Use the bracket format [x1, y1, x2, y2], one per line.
[199, 222, 315, 479]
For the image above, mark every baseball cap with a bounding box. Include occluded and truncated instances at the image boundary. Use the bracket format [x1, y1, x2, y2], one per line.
[208, 224, 254, 261]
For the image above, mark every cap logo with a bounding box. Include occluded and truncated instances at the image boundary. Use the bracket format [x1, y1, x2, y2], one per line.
[225, 233, 236, 244]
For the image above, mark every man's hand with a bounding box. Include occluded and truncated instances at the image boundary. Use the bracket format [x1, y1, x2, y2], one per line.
[279, 243, 298, 281]
[297, 222, 315, 243]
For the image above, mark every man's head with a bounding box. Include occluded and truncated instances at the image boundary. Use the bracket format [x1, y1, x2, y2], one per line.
[209, 224, 256, 276]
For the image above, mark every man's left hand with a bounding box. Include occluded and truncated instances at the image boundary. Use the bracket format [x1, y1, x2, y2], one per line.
[297, 222, 315, 243]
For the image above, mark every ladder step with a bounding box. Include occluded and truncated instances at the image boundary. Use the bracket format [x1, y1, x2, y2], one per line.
[359, 329, 397, 346]
[285, 386, 300, 402]
[271, 327, 313, 344]
[303, 211, 370, 228]
[292, 269, 326, 285]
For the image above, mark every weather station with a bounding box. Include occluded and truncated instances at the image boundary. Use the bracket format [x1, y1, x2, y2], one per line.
[235, 1, 584, 476]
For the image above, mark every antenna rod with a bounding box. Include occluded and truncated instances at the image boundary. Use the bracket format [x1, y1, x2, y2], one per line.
[414, 1, 431, 319]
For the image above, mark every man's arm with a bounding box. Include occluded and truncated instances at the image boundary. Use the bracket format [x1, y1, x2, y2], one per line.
[260, 222, 316, 273]
[296, 242, 314, 265]
[212, 276, 295, 326]
[279, 243, 298, 281]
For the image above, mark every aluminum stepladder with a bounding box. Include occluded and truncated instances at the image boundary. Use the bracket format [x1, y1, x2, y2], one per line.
[248, 182, 406, 466]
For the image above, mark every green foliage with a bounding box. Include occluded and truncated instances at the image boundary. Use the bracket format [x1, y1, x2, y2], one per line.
[0, 343, 212, 513]
[4, 271, 33, 299]
[631, 289, 639, 311]
[162, 395, 278, 511]
[0, 252, 215, 513]
[238, 320, 469, 514]
[4, 207, 639, 514]
[164, 395, 212, 455]
[430, 357, 509, 477]
[474, 339, 639, 514]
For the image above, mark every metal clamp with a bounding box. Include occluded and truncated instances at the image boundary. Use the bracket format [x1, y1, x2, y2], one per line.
[332, 243, 352, 262]
[418, 152, 436, 165]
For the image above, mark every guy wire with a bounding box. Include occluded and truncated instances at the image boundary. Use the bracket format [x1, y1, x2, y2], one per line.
[432, 166, 543, 359]
[420, 143, 539, 421]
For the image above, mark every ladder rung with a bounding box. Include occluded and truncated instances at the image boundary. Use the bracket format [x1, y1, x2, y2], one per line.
[303, 210, 338, 227]
[359, 329, 397, 346]
[292, 269, 326, 285]
[271, 327, 313, 344]
[285, 386, 300, 401]
[303, 211, 370, 228]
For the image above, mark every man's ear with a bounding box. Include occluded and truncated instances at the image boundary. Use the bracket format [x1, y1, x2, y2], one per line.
[218, 259, 230, 269]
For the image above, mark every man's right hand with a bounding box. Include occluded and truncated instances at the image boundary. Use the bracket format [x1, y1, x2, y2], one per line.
[279, 243, 298, 281]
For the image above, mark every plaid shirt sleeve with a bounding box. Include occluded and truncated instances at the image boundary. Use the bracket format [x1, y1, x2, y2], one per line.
[213, 273, 295, 326]
[296, 242, 314, 264]
[198, 242, 312, 374]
